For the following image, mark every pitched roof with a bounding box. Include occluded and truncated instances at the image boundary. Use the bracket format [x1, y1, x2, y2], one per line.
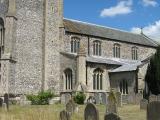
[64, 18, 158, 47]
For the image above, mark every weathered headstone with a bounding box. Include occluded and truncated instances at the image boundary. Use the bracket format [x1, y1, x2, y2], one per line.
[94, 93, 100, 104]
[66, 99, 77, 115]
[147, 101, 160, 120]
[60, 110, 71, 120]
[20, 94, 31, 106]
[87, 96, 96, 104]
[101, 93, 107, 104]
[61, 93, 71, 104]
[104, 113, 121, 120]
[0, 98, 3, 107]
[135, 93, 143, 104]
[115, 92, 122, 107]
[4, 93, 9, 110]
[140, 99, 148, 110]
[84, 103, 99, 120]
[106, 91, 117, 114]
[149, 94, 157, 102]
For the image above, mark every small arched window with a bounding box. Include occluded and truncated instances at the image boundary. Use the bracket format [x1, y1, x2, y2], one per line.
[71, 37, 80, 53]
[64, 68, 73, 90]
[132, 47, 138, 60]
[113, 43, 120, 58]
[93, 68, 103, 90]
[119, 80, 128, 94]
[93, 41, 101, 56]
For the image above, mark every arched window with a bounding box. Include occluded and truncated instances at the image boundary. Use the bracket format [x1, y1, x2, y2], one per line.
[93, 41, 101, 56]
[119, 80, 128, 94]
[132, 47, 138, 60]
[93, 68, 103, 90]
[64, 68, 73, 90]
[71, 37, 80, 53]
[113, 43, 120, 58]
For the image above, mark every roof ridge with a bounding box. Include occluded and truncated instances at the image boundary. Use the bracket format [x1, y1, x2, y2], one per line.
[64, 18, 140, 36]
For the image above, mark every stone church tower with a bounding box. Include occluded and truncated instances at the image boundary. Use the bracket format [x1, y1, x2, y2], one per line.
[0, 0, 64, 95]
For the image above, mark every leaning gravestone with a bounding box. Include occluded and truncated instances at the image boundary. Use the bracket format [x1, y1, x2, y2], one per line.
[149, 94, 157, 102]
[115, 92, 122, 107]
[66, 99, 77, 115]
[140, 99, 148, 110]
[147, 101, 160, 120]
[0, 98, 3, 107]
[4, 93, 9, 110]
[84, 103, 99, 120]
[106, 91, 117, 114]
[60, 110, 70, 120]
[104, 113, 121, 120]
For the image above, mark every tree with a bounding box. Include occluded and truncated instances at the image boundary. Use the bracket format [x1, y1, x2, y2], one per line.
[145, 45, 160, 97]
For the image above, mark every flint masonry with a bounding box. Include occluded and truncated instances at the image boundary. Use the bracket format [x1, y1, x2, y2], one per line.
[0, 0, 158, 98]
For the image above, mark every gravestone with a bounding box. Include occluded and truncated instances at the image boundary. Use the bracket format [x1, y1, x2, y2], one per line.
[149, 95, 157, 102]
[0, 98, 3, 107]
[101, 93, 107, 104]
[66, 99, 77, 115]
[87, 96, 96, 104]
[115, 92, 122, 107]
[135, 93, 143, 104]
[106, 92, 117, 114]
[60, 110, 70, 120]
[104, 113, 121, 120]
[4, 93, 9, 110]
[140, 99, 148, 110]
[61, 93, 71, 104]
[94, 93, 100, 104]
[20, 94, 31, 106]
[84, 103, 99, 120]
[147, 101, 160, 120]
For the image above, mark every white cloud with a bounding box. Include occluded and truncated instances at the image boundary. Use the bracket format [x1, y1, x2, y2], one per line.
[100, 0, 132, 17]
[131, 20, 160, 42]
[142, 0, 158, 7]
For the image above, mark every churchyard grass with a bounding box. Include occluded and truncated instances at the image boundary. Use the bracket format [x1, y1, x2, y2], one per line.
[0, 104, 145, 120]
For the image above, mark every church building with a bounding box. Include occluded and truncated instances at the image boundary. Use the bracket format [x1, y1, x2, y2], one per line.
[0, 0, 158, 102]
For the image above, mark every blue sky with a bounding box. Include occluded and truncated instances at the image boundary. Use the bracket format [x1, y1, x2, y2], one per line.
[64, 0, 160, 42]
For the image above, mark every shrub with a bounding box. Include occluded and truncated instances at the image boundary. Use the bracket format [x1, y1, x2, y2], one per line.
[73, 92, 86, 104]
[27, 90, 54, 105]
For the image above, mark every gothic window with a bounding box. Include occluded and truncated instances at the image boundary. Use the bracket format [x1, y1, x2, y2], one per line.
[132, 47, 138, 60]
[119, 80, 128, 94]
[113, 43, 120, 58]
[93, 41, 101, 56]
[71, 37, 80, 53]
[93, 68, 103, 90]
[64, 68, 73, 90]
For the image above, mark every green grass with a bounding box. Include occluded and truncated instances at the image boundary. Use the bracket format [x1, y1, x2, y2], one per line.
[0, 104, 146, 120]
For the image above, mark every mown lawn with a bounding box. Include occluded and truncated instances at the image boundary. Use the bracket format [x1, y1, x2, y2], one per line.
[0, 104, 146, 120]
